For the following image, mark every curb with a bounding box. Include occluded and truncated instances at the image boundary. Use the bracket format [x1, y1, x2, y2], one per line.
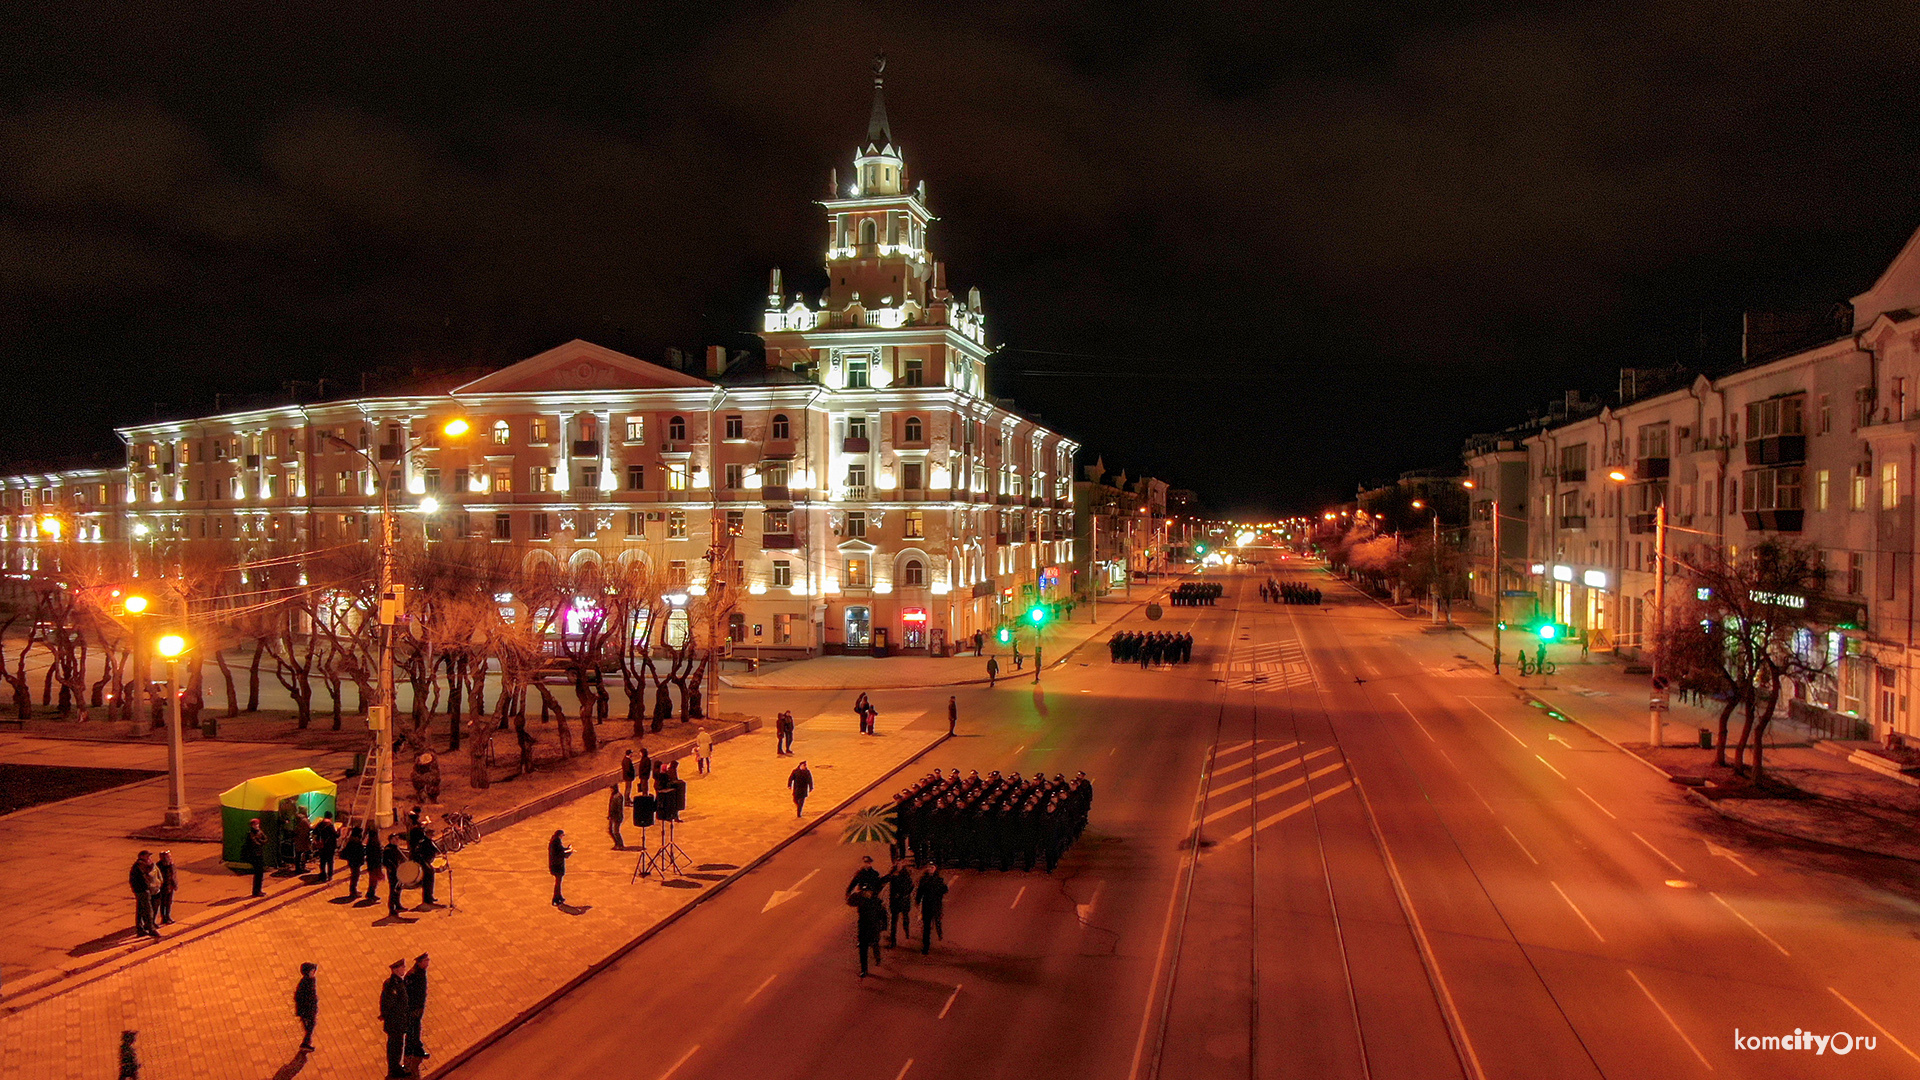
[0, 718, 761, 1013]
[427, 725, 954, 1080]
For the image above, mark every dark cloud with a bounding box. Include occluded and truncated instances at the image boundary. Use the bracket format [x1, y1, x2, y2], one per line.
[2, 1, 1920, 511]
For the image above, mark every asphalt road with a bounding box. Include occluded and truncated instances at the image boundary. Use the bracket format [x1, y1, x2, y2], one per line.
[451, 567, 1920, 1080]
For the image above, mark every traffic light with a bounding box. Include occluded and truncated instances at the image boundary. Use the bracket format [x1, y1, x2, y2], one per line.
[1028, 606, 1047, 625]
[1537, 622, 1560, 641]
[997, 625, 1012, 644]
[1193, 541, 1208, 556]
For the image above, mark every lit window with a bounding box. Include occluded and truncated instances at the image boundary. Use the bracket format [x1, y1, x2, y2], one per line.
[726, 510, 744, 536]
[845, 556, 870, 586]
[531, 467, 553, 492]
[530, 418, 550, 443]
[667, 466, 688, 491]
[625, 417, 645, 443]
[493, 467, 513, 494]
[492, 421, 511, 445]
[1883, 461, 1900, 510]
[668, 511, 687, 538]
[903, 510, 924, 538]
[764, 510, 791, 534]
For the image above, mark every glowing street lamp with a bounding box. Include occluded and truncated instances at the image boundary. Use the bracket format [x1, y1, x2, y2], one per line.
[38, 516, 61, 538]
[442, 417, 472, 438]
[155, 631, 191, 825]
[124, 594, 149, 615]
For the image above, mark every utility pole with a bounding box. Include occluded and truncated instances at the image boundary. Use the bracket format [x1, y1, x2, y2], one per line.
[1650, 502, 1667, 747]
[1491, 500, 1502, 674]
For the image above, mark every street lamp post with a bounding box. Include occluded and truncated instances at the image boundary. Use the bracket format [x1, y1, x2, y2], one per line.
[156, 632, 191, 826]
[1609, 469, 1668, 747]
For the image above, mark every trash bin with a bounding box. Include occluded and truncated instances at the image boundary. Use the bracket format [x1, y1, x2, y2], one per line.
[346, 751, 368, 777]
[200, 716, 218, 738]
[1698, 728, 1713, 749]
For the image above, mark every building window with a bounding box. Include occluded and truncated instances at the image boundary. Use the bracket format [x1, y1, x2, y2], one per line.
[725, 415, 744, 440]
[771, 414, 791, 440]
[229, 477, 243, 500]
[1557, 443, 1587, 481]
[846, 463, 867, 491]
[1746, 394, 1807, 439]
[669, 560, 689, 587]
[667, 465, 688, 491]
[668, 511, 687, 538]
[763, 461, 789, 487]
[531, 513, 550, 539]
[730, 559, 746, 587]
[847, 358, 870, 389]
[904, 358, 923, 387]
[847, 416, 867, 440]
[627, 511, 645, 536]
[494, 513, 512, 540]
[903, 510, 924, 538]
[1741, 468, 1801, 512]
[903, 558, 925, 586]
[726, 510, 744, 536]
[1883, 461, 1900, 510]
[902, 462, 922, 490]
[493, 467, 513, 494]
[668, 416, 686, 442]
[530, 418, 551, 443]
[422, 469, 441, 494]
[775, 612, 794, 643]
[1816, 469, 1830, 511]
[1850, 552, 1866, 595]
[772, 560, 792, 587]
[1853, 464, 1870, 511]
[580, 466, 599, 490]
[903, 416, 923, 443]
[726, 464, 744, 489]
[845, 556, 870, 586]
[765, 510, 791, 534]
[845, 511, 867, 538]
[454, 467, 469, 493]
[489, 420, 509, 445]
[531, 467, 554, 492]
[1819, 394, 1832, 434]
[578, 516, 597, 539]
[860, 218, 877, 245]
[627, 465, 646, 490]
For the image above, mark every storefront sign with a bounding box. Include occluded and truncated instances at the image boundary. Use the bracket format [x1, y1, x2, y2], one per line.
[1552, 564, 1574, 582]
[902, 607, 928, 623]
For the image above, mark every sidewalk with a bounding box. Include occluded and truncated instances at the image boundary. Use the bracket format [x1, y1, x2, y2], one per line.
[720, 579, 1187, 691]
[0, 714, 946, 1080]
[1446, 617, 1920, 862]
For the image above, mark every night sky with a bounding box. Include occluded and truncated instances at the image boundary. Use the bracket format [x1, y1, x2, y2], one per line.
[5, 2, 1920, 516]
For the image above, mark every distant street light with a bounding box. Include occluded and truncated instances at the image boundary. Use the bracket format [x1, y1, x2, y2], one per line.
[124, 594, 149, 615]
[155, 631, 191, 826]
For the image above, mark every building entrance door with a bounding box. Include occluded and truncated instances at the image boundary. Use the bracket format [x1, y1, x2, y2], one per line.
[845, 606, 871, 649]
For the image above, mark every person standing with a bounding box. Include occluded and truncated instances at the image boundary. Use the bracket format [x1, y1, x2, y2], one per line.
[343, 825, 366, 899]
[620, 750, 636, 804]
[853, 886, 886, 977]
[381, 834, 404, 918]
[885, 860, 914, 947]
[403, 953, 430, 1061]
[155, 850, 177, 925]
[363, 828, 384, 905]
[788, 761, 814, 818]
[1033, 645, 1043, 681]
[853, 692, 871, 735]
[1012, 642, 1023, 670]
[291, 806, 313, 874]
[128, 850, 158, 938]
[314, 813, 339, 881]
[242, 819, 268, 898]
[776, 711, 795, 755]
[947, 696, 957, 736]
[412, 827, 439, 907]
[379, 959, 409, 1079]
[118, 1031, 139, 1080]
[606, 785, 626, 850]
[292, 962, 319, 1053]
[986, 655, 999, 687]
[695, 728, 713, 775]
[916, 864, 948, 954]
[548, 829, 572, 905]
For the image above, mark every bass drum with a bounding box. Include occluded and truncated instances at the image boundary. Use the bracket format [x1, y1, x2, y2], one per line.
[394, 860, 424, 890]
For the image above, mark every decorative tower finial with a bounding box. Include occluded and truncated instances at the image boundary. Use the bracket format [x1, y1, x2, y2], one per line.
[867, 53, 893, 149]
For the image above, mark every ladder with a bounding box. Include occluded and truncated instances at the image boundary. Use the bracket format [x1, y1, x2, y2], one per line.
[342, 729, 382, 826]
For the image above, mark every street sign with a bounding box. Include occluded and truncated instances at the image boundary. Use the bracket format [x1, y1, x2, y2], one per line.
[1146, 604, 1163, 621]
[1649, 694, 1669, 712]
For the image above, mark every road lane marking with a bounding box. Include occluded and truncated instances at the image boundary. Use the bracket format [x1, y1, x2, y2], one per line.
[1626, 970, 1713, 1071]
[744, 974, 776, 1003]
[939, 985, 962, 1019]
[1011, 885, 1026, 909]
[1709, 892, 1789, 956]
[1704, 841, 1758, 876]
[1207, 743, 1303, 797]
[1575, 786, 1616, 819]
[1550, 880, 1606, 942]
[1227, 778, 1353, 843]
[1463, 698, 1528, 748]
[762, 868, 820, 912]
[894, 1059, 915, 1080]
[1013, 744, 1025, 755]
[1076, 881, 1105, 925]
[660, 1045, 699, 1080]
[1219, 739, 1254, 756]
[1203, 758, 1333, 823]
[1390, 693, 1437, 741]
[1502, 826, 1539, 865]
[1631, 831, 1687, 874]
[1547, 733, 1573, 748]
[1535, 754, 1566, 780]
[1829, 987, 1920, 1063]
[1464, 782, 1496, 814]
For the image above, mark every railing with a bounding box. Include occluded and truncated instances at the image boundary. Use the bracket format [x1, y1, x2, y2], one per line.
[1634, 457, 1670, 479]
[843, 437, 871, 453]
[572, 440, 601, 457]
[843, 486, 868, 500]
[1559, 515, 1587, 530]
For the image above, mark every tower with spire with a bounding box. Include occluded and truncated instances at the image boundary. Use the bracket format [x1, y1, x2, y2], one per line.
[761, 55, 990, 396]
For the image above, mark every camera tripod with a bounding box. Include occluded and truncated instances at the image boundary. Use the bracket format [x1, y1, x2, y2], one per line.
[641, 818, 690, 879]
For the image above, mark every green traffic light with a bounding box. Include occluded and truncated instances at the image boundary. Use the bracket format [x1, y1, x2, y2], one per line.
[1029, 607, 1046, 624]
[1538, 623, 1559, 640]
[997, 626, 1011, 643]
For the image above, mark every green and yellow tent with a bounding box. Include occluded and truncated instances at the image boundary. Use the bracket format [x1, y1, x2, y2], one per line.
[218, 768, 337, 870]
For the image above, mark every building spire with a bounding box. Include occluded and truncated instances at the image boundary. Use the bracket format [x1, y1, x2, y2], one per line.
[866, 53, 893, 150]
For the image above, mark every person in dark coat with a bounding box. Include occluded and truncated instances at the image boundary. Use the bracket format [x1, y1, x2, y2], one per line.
[118, 1030, 139, 1079]
[293, 961, 319, 1052]
[403, 953, 430, 1060]
[343, 825, 366, 899]
[128, 850, 158, 938]
[620, 750, 636, 805]
[381, 835, 404, 917]
[847, 854, 882, 899]
[607, 785, 626, 849]
[788, 761, 813, 817]
[915, 864, 948, 953]
[885, 860, 915, 947]
[411, 828, 439, 906]
[291, 806, 313, 873]
[378, 959, 409, 1078]
[947, 696, 957, 736]
[242, 819, 268, 897]
[986, 655, 999, 687]
[155, 850, 177, 924]
[314, 813, 339, 880]
[853, 886, 886, 977]
[363, 827, 384, 904]
[548, 829, 572, 905]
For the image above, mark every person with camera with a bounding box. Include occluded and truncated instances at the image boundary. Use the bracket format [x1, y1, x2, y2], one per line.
[548, 830, 573, 906]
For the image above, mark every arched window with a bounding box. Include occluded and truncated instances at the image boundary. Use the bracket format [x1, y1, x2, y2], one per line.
[668, 415, 686, 442]
[771, 414, 790, 440]
[491, 420, 510, 445]
[903, 416, 923, 443]
[860, 218, 877, 246]
[903, 558, 925, 586]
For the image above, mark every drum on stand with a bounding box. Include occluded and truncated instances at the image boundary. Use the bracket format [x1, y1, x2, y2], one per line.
[395, 860, 424, 890]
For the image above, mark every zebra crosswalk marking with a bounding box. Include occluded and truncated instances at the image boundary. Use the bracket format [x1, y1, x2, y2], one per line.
[1203, 756, 1341, 825]
[1227, 779, 1355, 843]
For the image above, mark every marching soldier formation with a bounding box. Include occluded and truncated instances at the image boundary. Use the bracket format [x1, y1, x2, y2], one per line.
[1107, 631, 1194, 666]
[886, 769, 1093, 873]
[1170, 582, 1222, 605]
[1261, 579, 1321, 605]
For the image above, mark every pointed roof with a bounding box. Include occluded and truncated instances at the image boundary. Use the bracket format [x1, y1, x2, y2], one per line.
[452, 340, 711, 396]
[865, 53, 895, 153]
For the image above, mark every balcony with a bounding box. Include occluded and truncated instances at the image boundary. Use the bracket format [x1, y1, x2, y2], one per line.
[1626, 512, 1655, 534]
[378, 444, 403, 461]
[1742, 509, 1805, 533]
[843, 436, 871, 453]
[244, 454, 262, 469]
[570, 488, 604, 502]
[160, 462, 175, 475]
[763, 439, 796, 460]
[763, 534, 799, 549]
[761, 485, 791, 502]
[572, 440, 601, 457]
[1559, 468, 1586, 483]
[660, 441, 689, 456]
[1744, 435, 1807, 466]
[995, 532, 1010, 545]
[1634, 457, 1670, 480]
[1559, 515, 1587, 530]
[995, 494, 1013, 505]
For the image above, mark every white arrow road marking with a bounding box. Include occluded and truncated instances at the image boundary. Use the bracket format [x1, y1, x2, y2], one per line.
[1548, 733, 1573, 748]
[762, 868, 820, 912]
[1076, 881, 1105, 925]
[1705, 841, 1758, 876]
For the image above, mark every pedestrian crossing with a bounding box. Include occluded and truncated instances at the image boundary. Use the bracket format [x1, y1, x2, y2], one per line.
[799, 709, 928, 733]
[1214, 638, 1317, 692]
[1202, 738, 1353, 845]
